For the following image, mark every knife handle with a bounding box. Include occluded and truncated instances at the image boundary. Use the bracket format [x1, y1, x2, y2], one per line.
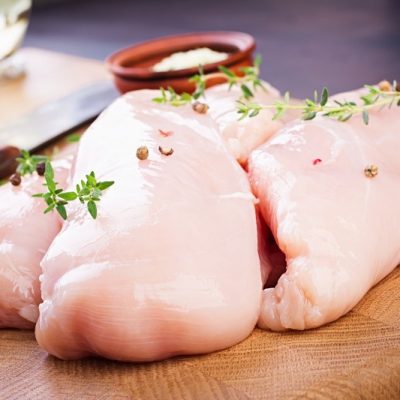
[0, 146, 20, 180]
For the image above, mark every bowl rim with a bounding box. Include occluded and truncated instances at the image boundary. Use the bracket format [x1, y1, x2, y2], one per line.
[106, 31, 255, 80]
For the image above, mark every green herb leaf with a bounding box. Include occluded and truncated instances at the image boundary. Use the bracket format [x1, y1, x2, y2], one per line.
[362, 110, 369, 125]
[320, 87, 329, 106]
[303, 111, 317, 120]
[97, 181, 115, 190]
[338, 113, 352, 122]
[66, 133, 81, 143]
[44, 204, 55, 214]
[253, 54, 262, 69]
[154, 55, 265, 107]
[16, 150, 49, 176]
[284, 91, 290, 103]
[58, 192, 78, 201]
[241, 84, 254, 99]
[218, 65, 236, 78]
[87, 201, 97, 219]
[44, 161, 54, 181]
[56, 204, 68, 220]
[33, 161, 114, 221]
[236, 81, 400, 124]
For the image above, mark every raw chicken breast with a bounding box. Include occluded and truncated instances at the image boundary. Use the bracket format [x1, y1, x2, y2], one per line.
[249, 89, 400, 330]
[206, 82, 284, 164]
[0, 158, 72, 329]
[36, 90, 262, 361]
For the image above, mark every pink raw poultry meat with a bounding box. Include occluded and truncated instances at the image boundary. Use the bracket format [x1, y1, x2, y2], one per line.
[35, 90, 262, 361]
[206, 82, 284, 164]
[249, 88, 400, 330]
[0, 158, 72, 329]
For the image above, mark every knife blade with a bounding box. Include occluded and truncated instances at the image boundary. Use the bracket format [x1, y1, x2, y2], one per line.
[0, 81, 119, 179]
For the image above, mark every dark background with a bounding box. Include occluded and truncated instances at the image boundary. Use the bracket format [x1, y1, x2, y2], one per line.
[26, 0, 400, 97]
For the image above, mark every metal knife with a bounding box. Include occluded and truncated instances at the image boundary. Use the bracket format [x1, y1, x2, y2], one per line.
[0, 81, 119, 179]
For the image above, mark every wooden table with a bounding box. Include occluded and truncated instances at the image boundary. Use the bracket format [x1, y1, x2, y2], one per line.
[0, 48, 399, 400]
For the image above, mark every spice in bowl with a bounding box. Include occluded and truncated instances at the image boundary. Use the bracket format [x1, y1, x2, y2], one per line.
[152, 48, 228, 72]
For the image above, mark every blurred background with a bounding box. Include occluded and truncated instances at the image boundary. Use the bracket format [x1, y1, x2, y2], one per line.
[21, 0, 400, 96]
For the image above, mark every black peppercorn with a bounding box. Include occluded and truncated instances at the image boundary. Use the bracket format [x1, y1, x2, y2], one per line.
[36, 162, 46, 176]
[9, 172, 21, 186]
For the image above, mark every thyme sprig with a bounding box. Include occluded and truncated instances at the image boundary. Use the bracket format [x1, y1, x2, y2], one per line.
[153, 86, 193, 107]
[33, 161, 114, 220]
[152, 55, 266, 106]
[33, 161, 72, 220]
[237, 81, 400, 124]
[218, 54, 265, 99]
[74, 171, 115, 219]
[16, 150, 48, 176]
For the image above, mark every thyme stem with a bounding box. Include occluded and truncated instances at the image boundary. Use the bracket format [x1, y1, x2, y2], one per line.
[33, 161, 114, 220]
[237, 83, 400, 124]
[152, 54, 266, 106]
[255, 92, 398, 113]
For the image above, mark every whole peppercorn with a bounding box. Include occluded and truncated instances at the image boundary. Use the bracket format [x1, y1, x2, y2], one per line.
[0, 145, 20, 179]
[364, 164, 379, 178]
[36, 162, 46, 176]
[192, 101, 209, 114]
[9, 172, 21, 186]
[136, 146, 149, 160]
[378, 80, 391, 92]
[158, 146, 174, 156]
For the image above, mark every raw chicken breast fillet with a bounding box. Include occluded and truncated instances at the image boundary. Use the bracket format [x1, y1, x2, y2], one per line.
[206, 82, 284, 164]
[0, 158, 72, 329]
[249, 88, 400, 330]
[36, 90, 262, 361]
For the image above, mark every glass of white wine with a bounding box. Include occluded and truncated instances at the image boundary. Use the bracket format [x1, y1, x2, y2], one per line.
[0, 0, 32, 79]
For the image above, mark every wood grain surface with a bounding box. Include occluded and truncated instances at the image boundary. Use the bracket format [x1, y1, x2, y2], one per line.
[0, 48, 110, 126]
[1, 269, 399, 399]
[0, 48, 399, 400]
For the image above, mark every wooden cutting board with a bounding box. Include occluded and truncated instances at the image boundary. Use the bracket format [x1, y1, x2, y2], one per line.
[0, 47, 110, 126]
[0, 48, 399, 400]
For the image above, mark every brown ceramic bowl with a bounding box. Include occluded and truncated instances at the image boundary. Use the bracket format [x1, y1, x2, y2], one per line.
[106, 31, 256, 94]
